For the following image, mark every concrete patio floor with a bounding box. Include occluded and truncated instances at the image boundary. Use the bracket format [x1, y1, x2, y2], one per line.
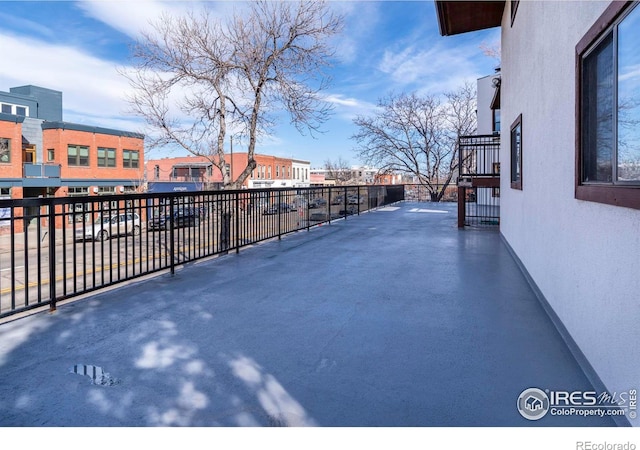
[0, 202, 617, 426]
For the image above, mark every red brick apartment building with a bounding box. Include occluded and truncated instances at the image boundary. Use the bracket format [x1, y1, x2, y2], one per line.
[146, 153, 310, 192]
[0, 85, 144, 233]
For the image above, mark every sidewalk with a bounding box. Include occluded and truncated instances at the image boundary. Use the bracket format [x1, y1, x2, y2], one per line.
[0, 202, 620, 426]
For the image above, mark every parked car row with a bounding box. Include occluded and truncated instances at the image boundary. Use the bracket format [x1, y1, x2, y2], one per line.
[262, 203, 297, 215]
[74, 194, 367, 241]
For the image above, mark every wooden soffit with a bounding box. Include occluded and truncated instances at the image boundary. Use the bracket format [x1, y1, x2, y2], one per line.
[435, 1, 505, 36]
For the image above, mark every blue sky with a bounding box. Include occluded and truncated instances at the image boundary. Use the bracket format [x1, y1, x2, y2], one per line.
[0, 0, 500, 168]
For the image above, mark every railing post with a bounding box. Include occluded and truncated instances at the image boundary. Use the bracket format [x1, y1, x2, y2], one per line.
[169, 196, 175, 275]
[10, 207, 16, 311]
[328, 187, 332, 225]
[458, 187, 466, 228]
[306, 189, 310, 231]
[343, 186, 348, 219]
[48, 199, 57, 312]
[277, 190, 282, 240]
[235, 192, 240, 253]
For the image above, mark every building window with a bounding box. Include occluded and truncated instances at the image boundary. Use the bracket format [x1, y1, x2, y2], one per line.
[267, 166, 271, 179]
[0, 103, 28, 116]
[0, 138, 10, 163]
[123, 149, 139, 168]
[97, 147, 116, 167]
[68, 145, 89, 166]
[154, 165, 160, 180]
[68, 187, 89, 196]
[276, 165, 279, 178]
[510, 114, 522, 190]
[98, 186, 116, 195]
[577, 2, 640, 209]
[47, 148, 55, 161]
[493, 109, 501, 134]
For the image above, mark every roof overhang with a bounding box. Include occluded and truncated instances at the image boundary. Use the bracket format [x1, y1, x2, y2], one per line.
[172, 163, 212, 169]
[435, 1, 505, 36]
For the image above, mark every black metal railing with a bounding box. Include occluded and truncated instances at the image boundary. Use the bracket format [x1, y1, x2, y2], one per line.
[0, 184, 404, 319]
[459, 134, 501, 177]
[457, 134, 501, 227]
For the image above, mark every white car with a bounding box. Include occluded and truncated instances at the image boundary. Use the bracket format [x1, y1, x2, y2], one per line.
[75, 212, 141, 241]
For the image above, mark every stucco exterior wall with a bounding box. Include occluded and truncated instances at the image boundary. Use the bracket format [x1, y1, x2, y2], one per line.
[500, 0, 640, 423]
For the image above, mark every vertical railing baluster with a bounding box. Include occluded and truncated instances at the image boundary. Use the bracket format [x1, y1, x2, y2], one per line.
[49, 200, 57, 312]
[169, 196, 175, 275]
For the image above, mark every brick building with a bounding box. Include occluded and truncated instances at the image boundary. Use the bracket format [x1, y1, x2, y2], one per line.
[0, 85, 144, 231]
[146, 153, 310, 191]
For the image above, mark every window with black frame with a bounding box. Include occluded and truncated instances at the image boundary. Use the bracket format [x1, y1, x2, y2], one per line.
[511, 114, 522, 190]
[67, 145, 89, 166]
[578, 3, 640, 208]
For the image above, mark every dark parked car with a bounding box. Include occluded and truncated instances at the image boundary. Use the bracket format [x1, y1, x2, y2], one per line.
[262, 203, 293, 215]
[148, 207, 200, 230]
[309, 198, 327, 208]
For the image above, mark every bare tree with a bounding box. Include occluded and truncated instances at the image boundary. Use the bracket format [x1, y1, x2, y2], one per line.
[122, 1, 343, 189]
[324, 157, 352, 184]
[352, 83, 477, 202]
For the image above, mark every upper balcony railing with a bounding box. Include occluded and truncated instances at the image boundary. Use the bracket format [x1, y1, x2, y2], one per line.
[458, 134, 501, 178]
[23, 163, 61, 178]
[168, 175, 207, 182]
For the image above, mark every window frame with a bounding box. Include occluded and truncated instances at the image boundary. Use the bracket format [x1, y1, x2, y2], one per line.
[510, 114, 523, 190]
[575, 1, 640, 210]
[97, 147, 116, 168]
[122, 149, 139, 169]
[67, 144, 89, 167]
[0, 137, 10, 163]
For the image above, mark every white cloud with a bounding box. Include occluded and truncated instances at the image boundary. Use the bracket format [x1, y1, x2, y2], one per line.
[380, 46, 473, 93]
[322, 93, 378, 120]
[0, 31, 142, 131]
[76, 0, 191, 39]
[378, 29, 501, 94]
[329, 1, 381, 64]
[76, 0, 239, 40]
